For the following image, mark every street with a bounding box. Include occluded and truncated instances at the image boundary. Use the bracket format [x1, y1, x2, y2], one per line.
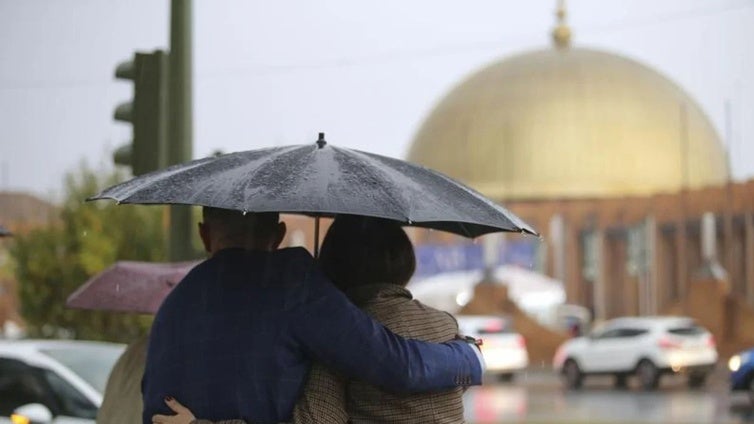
[463, 366, 754, 423]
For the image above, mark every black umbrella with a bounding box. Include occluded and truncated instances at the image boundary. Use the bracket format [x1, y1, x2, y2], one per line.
[90, 134, 537, 253]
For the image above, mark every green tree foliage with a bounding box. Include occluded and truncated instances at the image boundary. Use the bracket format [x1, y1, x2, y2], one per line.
[11, 164, 168, 342]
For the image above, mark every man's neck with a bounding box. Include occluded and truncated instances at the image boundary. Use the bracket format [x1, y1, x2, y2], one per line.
[210, 242, 273, 256]
[209, 244, 245, 256]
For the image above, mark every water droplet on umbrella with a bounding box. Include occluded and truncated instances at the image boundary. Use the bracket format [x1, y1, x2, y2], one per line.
[242, 210, 248, 216]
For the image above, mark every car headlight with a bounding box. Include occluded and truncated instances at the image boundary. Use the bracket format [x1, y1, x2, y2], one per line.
[10, 414, 31, 424]
[729, 355, 741, 372]
[729, 352, 750, 372]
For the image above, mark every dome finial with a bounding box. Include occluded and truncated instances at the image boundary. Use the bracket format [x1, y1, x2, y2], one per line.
[551, 0, 572, 49]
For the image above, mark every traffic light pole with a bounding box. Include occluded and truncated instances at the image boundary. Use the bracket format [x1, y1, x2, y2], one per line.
[167, 0, 194, 261]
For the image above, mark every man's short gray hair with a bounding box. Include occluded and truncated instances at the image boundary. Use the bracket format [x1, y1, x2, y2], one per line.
[202, 207, 280, 246]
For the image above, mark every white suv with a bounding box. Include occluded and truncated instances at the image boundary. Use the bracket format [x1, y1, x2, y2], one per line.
[553, 316, 718, 390]
[457, 315, 529, 381]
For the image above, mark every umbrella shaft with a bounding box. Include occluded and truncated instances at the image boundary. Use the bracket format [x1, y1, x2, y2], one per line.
[314, 216, 320, 259]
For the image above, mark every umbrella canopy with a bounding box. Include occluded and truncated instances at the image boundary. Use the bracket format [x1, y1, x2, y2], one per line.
[0, 224, 11, 237]
[90, 134, 537, 238]
[66, 260, 199, 314]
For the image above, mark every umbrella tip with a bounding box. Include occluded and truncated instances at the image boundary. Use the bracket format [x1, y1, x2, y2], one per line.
[316, 132, 327, 149]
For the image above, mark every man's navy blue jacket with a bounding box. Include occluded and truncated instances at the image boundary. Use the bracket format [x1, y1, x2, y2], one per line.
[142, 247, 481, 424]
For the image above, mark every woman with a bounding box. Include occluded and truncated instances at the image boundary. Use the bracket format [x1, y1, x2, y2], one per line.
[155, 215, 466, 424]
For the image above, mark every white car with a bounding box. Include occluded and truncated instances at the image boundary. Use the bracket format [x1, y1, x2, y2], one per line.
[0, 339, 125, 423]
[553, 316, 718, 390]
[457, 315, 529, 381]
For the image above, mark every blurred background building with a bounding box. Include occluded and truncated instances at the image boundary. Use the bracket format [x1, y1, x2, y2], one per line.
[403, 3, 754, 353]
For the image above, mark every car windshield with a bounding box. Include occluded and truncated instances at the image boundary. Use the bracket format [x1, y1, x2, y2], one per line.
[667, 325, 706, 336]
[39, 344, 125, 393]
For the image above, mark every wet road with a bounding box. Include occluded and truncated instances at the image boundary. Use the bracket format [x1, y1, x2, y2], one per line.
[463, 367, 754, 423]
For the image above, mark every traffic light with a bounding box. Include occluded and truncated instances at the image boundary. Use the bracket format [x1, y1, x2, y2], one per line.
[113, 51, 168, 176]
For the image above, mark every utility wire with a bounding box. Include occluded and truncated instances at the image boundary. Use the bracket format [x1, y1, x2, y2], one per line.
[1, 0, 751, 90]
[199, 0, 754, 79]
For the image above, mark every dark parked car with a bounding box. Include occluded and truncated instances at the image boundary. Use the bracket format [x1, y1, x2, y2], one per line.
[729, 347, 754, 402]
[0, 339, 124, 423]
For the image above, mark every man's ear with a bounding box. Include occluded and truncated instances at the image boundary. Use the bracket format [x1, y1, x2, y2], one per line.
[198, 222, 211, 253]
[271, 221, 287, 250]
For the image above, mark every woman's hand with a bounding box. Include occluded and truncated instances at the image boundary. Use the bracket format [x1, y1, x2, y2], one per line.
[152, 396, 196, 424]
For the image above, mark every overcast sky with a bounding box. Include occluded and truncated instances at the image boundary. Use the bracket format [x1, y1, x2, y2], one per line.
[1, 0, 752, 201]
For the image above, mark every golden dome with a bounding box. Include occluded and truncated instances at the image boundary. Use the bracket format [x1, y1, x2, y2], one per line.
[407, 47, 730, 200]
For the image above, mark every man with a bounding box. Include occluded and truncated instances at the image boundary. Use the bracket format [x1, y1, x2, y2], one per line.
[143, 207, 483, 424]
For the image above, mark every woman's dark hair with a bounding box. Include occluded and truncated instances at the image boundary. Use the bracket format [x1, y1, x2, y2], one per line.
[318, 215, 416, 291]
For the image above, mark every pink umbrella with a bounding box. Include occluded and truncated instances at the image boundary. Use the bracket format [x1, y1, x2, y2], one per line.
[66, 260, 199, 314]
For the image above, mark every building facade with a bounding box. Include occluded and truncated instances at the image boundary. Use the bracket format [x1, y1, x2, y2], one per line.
[405, 3, 753, 325]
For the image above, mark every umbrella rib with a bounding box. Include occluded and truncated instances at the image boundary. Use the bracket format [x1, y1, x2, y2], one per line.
[340, 147, 412, 221]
